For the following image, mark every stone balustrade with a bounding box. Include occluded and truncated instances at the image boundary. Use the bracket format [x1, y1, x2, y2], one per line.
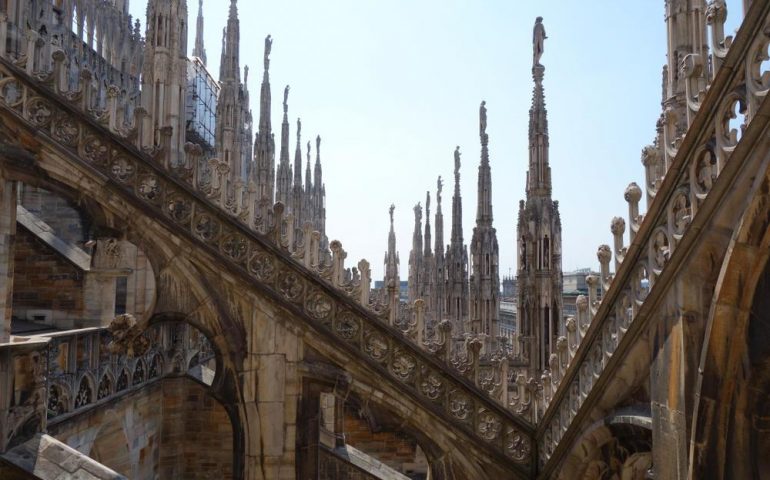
[44, 321, 214, 425]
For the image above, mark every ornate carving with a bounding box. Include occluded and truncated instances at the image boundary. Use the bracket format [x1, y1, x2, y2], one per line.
[248, 252, 275, 281]
[363, 329, 389, 362]
[137, 173, 161, 203]
[449, 390, 472, 421]
[111, 157, 135, 183]
[97, 375, 112, 400]
[74, 377, 92, 409]
[334, 311, 360, 341]
[166, 193, 192, 224]
[107, 314, 149, 357]
[221, 234, 248, 263]
[193, 214, 220, 243]
[132, 360, 145, 385]
[277, 272, 303, 301]
[305, 291, 333, 321]
[53, 115, 79, 146]
[47, 384, 66, 418]
[391, 349, 416, 382]
[477, 409, 502, 441]
[27, 97, 52, 127]
[419, 368, 444, 402]
[82, 136, 109, 165]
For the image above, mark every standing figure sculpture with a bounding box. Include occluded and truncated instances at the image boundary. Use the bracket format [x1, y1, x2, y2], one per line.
[533, 17, 547, 66]
[437, 176, 443, 205]
[264, 35, 273, 70]
[479, 101, 487, 138]
[283, 85, 290, 112]
[454, 147, 461, 182]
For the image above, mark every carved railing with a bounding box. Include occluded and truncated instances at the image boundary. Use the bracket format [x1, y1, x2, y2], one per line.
[44, 322, 214, 425]
[1, 321, 213, 452]
[536, 0, 770, 473]
[0, 55, 534, 476]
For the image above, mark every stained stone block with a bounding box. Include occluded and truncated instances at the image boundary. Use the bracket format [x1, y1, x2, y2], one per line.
[258, 354, 286, 402]
[258, 402, 286, 457]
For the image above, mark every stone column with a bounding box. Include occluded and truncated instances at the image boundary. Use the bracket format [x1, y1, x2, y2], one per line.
[0, 173, 17, 343]
[82, 239, 129, 328]
[649, 276, 706, 480]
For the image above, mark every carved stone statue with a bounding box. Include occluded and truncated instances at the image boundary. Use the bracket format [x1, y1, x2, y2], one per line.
[533, 17, 547, 66]
[454, 146, 461, 181]
[437, 176, 443, 205]
[264, 35, 272, 70]
[283, 85, 289, 112]
[480, 101, 487, 137]
[389, 204, 395, 224]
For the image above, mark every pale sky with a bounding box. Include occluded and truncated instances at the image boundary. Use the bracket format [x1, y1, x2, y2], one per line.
[130, 0, 745, 281]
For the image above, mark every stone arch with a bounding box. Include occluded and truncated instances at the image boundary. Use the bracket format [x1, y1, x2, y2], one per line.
[97, 371, 114, 400]
[148, 352, 163, 380]
[115, 368, 129, 393]
[557, 407, 653, 479]
[689, 171, 770, 478]
[131, 358, 146, 386]
[11, 178, 159, 330]
[73, 372, 95, 409]
[297, 356, 514, 480]
[89, 409, 132, 477]
[10, 168, 248, 474]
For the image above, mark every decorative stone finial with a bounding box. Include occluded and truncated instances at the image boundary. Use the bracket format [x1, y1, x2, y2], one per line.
[597, 244, 612, 264]
[624, 182, 642, 203]
[533, 17, 547, 67]
[611, 216, 626, 235]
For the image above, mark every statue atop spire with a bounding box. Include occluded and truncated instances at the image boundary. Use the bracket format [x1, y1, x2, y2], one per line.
[264, 35, 273, 71]
[533, 16, 547, 67]
[454, 146, 461, 185]
[283, 85, 289, 114]
[389, 204, 395, 226]
[437, 176, 443, 206]
[479, 101, 487, 139]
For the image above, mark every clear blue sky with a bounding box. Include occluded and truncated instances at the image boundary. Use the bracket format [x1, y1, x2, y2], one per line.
[130, 0, 745, 281]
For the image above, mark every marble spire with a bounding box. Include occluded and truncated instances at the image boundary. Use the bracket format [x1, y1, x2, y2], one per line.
[384, 205, 400, 289]
[408, 202, 424, 303]
[276, 85, 292, 208]
[192, 0, 206, 65]
[253, 34, 275, 223]
[517, 17, 563, 374]
[446, 146, 469, 334]
[469, 101, 500, 336]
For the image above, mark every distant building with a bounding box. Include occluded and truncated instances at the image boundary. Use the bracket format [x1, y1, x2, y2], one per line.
[562, 268, 601, 318]
[502, 275, 517, 300]
[373, 280, 409, 303]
